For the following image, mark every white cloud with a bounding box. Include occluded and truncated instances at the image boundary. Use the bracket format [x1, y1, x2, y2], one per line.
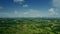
[6, 9, 47, 17]
[23, 4, 28, 8]
[52, 0, 60, 15]
[14, 10, 18, 14]
[14, 0, 24, 2]
[53, 0, 60, 11]
[24, 9, 40, 16]
[48, 8, 58, 15]
[13, 10, 22, 17]
[0, 9, 49, 18]
[23, 9, 42, 17]
[13, 0, 29, 8]
[13, 0, 24, 4]
[49, 8, 55, 14]
[53, 0, 60, 8]
[0, 7, 3, 9]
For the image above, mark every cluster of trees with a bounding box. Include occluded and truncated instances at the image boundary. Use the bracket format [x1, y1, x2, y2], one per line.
[0, 18, 60, 34]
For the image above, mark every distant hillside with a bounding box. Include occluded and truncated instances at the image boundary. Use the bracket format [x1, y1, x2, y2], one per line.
[0, 18, 60, 34]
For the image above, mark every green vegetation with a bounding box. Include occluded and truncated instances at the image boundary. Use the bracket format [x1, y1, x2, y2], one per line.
[0, 18, 60, 34]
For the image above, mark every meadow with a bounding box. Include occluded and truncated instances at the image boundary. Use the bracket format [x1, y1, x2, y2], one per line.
[0, 18, 60, 34]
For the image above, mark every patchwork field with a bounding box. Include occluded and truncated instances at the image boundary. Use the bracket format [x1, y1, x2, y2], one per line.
[0, 18, 60, 34]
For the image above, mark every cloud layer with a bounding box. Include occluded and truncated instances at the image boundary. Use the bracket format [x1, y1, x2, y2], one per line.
[53, 0, 60, 8]
[53, 0, 60, 12]
[14, 0, 24, 2]
[0, 9, 45, 17]
[48, 8, 56, 15]
[0, 0, 60, 18]
[0, 6, 3, 9]
[50, 0, 60, 16]
[13, 0, 28, 8]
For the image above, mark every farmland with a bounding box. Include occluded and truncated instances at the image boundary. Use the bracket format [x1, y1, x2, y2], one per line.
[0, 18, 60, 34]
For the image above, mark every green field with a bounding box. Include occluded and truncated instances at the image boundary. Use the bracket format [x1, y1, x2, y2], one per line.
[0, 18, 60, 34]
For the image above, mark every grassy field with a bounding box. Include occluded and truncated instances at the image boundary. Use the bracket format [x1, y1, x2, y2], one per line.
[0, 18, 60, 34]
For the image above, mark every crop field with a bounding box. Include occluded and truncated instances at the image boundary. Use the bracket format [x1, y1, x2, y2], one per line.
[0, 18, 60, 34]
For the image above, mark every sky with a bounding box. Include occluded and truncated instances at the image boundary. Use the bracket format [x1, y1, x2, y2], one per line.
[0, 0, 60, 18]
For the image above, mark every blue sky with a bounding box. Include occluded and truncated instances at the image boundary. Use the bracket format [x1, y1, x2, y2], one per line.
[0, 0, 60, 18]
